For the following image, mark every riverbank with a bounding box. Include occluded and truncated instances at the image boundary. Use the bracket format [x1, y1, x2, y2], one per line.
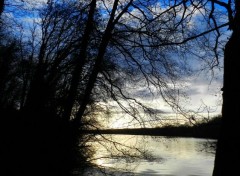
[83, 116, 221, 139]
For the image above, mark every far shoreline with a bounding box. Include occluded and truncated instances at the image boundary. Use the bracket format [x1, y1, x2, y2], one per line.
[82, 116, 221, 139]
[82, 127, 219, 139]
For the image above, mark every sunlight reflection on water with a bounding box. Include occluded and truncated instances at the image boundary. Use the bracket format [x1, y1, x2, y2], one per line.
[84, 135, 216, 176]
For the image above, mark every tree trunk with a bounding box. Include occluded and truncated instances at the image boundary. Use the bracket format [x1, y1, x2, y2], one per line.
[62, 0, 96, 121]
[74, 0, 121, 124]
[0, 0, 4, 15]
[212, 3, 240, 175]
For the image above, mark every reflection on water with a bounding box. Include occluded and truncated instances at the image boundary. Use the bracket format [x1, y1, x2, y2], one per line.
[83, 135, 216, 176]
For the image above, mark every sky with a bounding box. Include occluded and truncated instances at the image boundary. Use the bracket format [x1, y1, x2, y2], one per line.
[3, 0, 226, 128]
[104, 73, 223, 128]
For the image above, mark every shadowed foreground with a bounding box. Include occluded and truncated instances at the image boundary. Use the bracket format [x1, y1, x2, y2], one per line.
[1, 109, 91, 176]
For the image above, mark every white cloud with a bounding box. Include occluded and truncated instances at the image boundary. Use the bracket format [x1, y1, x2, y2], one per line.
[21, 0, 48, 9]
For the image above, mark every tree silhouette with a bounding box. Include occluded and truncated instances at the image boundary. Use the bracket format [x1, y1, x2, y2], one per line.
[0, 0, 4, 15]
[212, 0, 240, 175]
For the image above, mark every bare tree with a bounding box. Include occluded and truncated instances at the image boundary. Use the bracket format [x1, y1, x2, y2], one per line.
[69, 0, 227, 127]
[62, 0, 97, 121]
[23, 1, 88, 115]
[20, 0, 225, 129]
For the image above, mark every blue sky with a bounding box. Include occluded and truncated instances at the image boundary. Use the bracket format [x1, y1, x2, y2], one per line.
[2, 0, 226, 127]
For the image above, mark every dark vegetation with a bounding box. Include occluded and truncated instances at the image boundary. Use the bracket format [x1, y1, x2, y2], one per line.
[84, 116, 221, 139]
[0, 2, 98, 175]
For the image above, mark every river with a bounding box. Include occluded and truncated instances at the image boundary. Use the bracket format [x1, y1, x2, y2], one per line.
[83, 135, 217, 176]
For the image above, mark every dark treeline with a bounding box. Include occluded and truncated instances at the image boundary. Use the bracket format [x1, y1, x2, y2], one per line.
[83, 116, 221, 139]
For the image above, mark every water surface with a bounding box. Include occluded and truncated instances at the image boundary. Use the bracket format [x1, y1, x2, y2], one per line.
[84, 135, 216, 176]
